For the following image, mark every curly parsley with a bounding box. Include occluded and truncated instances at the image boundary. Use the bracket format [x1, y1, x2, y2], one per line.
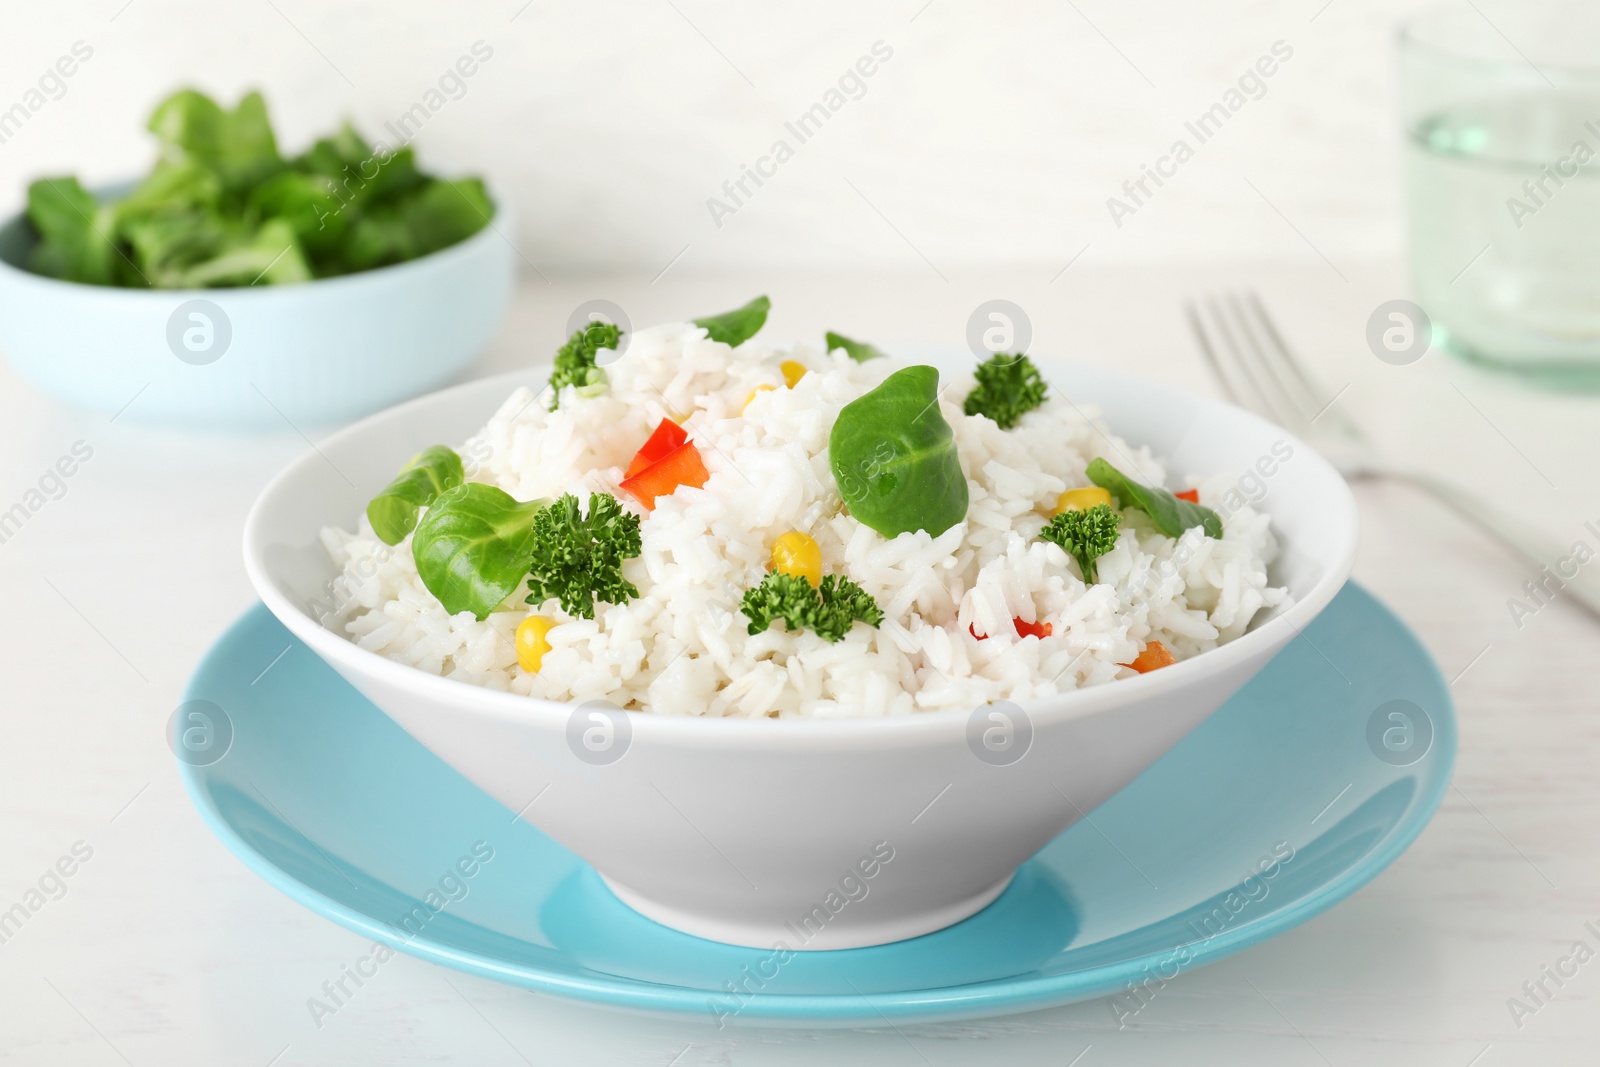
[547, 320, 624, 410]
[1039, 502, 1120, 583]
[740, 572, 885, 642]
[524, 493, 641, 618]
[963, 352, 1048, 430]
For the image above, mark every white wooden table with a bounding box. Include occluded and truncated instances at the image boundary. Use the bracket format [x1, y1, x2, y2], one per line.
[2, 264, 1596, 1065]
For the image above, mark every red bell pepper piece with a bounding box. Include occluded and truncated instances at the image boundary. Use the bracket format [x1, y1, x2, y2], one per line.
[1175, 488, 1200, 503]
[970, 616, 1053, 640]
[1013, 617, 1053, 639]
[1122, 640, 1176, 673]
[625, 418, 689, 478]
[619, 440, 709, 511]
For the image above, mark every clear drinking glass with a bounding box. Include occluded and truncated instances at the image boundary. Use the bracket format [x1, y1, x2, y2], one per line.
[1401, 2, 1600, 388]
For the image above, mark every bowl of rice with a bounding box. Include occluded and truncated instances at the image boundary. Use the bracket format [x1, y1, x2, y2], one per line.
[243, 297, 1358, 950]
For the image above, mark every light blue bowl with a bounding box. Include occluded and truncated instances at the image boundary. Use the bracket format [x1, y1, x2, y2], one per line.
[0, 183, 514, 430]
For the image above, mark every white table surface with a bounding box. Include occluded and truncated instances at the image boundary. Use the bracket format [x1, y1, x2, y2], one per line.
[2, 262, 1597, 1065]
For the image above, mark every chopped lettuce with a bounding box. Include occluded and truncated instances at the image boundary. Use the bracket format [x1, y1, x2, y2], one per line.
[23, 88, 491, 288]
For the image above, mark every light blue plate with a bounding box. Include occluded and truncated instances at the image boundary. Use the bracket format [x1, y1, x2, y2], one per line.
[177, 582, 1453, 1027]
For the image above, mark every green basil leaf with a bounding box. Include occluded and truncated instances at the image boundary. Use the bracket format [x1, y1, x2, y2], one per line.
[169, 217, 312, 288]
[24, 177, 117, 285]
[147, 88, 283, 193]
[825, 331, 885, 363]
[694, 295, 770, 346]
[26, 176, 98, 247]
[117, 160, 223, 221]
[247, 171, 348, 254]
[412, 483, 551, 620]
[1086, 457, 1222, 539]
[829, 365, 968, 538]
[296, 123, 377, 183]
[366, 446, 465, 546]
[343, 179, 493, 272]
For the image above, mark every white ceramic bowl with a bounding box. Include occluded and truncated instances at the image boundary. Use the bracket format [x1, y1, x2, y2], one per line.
[243, 354, 1358, 950]
[0, 182, 513, 430]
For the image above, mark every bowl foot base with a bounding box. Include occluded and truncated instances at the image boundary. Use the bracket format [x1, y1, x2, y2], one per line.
[598, 872, 1016, 951]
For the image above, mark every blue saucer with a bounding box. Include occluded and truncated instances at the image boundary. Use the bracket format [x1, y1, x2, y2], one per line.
[177, 582, 1453, 1027]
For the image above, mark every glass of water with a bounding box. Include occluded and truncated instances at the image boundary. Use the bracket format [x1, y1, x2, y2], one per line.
[1402, 2, 1600, 388]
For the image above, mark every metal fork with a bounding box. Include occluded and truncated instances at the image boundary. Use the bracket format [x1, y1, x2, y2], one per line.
[1187, 291, 1600, 623]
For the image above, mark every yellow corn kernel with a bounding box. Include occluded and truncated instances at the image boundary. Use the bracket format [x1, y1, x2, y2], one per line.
[1053, 486, 1112, 516]
[742, 383, 777, 413]
[770, 531, 822, 587]
[515, 615, 557, 673]
[780, 360, 808, 388]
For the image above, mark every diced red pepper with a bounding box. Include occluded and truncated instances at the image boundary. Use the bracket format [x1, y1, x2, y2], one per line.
[970, 616, 1053, 640]
[1122, 640, 1176, 673]
[1013, 618, 1053, 639]
[1175, 488, 1200, 503]
[619, 440, 709, 511]
[625, 418, 689, 478]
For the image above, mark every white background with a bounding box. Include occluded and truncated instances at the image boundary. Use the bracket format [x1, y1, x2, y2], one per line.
[3, 0, 1420, 271]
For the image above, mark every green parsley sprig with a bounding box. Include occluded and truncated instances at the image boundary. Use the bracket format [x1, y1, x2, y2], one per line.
[525, 492, 641, 618]
[740, 572, 885, 643]
[547, 321, 624, 410]
[1039, 502, 1120, 583]
[963, 353, 1048, 429]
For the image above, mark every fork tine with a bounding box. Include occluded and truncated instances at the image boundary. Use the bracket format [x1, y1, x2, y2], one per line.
[1242, 292, 1336, 419]
[1189, 297, 1278, 417]
[1196, 295, 1305, 429]
[1220, 292, 1319, 428]
[1183, 301, 1245, 407]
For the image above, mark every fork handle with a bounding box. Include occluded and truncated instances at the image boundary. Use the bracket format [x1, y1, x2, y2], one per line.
[1387, 468, 1600, 623]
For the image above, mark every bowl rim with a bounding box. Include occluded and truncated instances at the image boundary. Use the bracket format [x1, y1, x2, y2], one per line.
[0, 175, 512, 299]
[242, 358, 1360, 748]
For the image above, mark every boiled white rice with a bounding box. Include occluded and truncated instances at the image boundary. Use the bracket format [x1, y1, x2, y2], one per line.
[319, 322, 1289, 718]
